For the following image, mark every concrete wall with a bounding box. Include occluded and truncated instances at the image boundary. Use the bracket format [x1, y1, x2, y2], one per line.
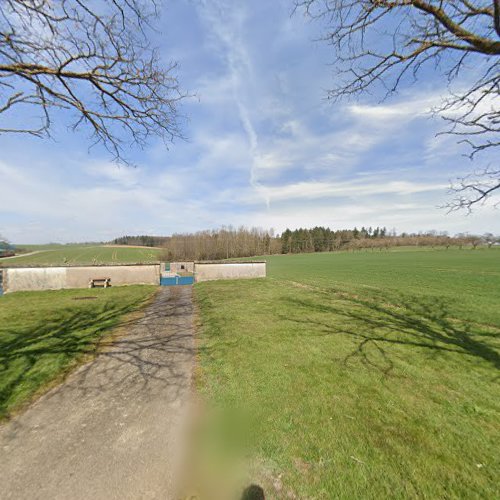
[170, 262, 195, 274]
[194, 262, 266, 282]
[2, 262, 266, 292]
[66, 265, 160, 288]
[4, 267, 67, 293]
[3, 265, 160, 293]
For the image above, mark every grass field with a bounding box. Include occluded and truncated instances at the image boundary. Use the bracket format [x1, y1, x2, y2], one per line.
[16, 243, 86, 251]
[195, 248, 500, 498]
[0, 245, 163, 267]
[0, 286, 155, 420]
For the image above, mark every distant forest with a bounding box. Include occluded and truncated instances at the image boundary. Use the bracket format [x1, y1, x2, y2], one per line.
[111, 227, 498, 261]
[111, 235, 170, 247]
[278, 227, 495, 253]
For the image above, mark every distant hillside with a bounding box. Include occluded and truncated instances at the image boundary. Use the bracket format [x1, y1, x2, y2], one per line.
[0, 245, 162, 267]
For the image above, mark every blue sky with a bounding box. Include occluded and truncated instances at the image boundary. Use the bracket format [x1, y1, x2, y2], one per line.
[1, 0, 498, 244]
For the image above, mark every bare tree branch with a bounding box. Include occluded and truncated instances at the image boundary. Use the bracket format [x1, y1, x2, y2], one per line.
[495, 0, 500, 36]
[446, 167, 500, 212]
[0, 0, 186, 165]
[295, 0, 500, 210]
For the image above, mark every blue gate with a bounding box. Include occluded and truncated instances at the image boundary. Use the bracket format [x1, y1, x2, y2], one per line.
[160, 275, 194, 286]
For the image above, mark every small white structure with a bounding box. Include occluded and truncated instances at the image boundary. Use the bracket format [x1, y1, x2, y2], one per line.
[170, 261, 195, 274]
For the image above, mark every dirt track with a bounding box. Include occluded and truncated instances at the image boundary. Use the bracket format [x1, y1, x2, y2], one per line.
[0, 286, 195, 500]
[0, 250, 43, 260]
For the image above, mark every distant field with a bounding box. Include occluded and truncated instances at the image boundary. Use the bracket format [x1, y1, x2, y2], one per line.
[267, 247, 500, 325]
[0, 245, 163, 266]
[16, 243, 86, 252]
[0, 285, 156, 420]
[195, 248, 500, 498]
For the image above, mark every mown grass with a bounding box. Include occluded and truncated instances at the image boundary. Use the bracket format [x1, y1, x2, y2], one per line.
[0, 285, 155, 420]
[1, 245, 162, 267]
[195, 249, 500, 498]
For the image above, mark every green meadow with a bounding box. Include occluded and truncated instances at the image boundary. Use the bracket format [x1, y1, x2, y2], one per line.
[1, 245, 162, 267]
[195, 248, 500, 498]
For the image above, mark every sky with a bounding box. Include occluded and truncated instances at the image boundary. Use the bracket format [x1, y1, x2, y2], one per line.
[1, 0, 498, 244]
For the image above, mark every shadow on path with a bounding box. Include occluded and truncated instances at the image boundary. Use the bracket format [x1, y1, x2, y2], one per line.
[0, 287, 197, 416]
[0, 286, 196, 500]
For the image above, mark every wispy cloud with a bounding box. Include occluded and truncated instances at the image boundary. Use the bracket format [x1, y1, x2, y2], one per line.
[255, 179, 447, 203]
[195, 1, 261, 188]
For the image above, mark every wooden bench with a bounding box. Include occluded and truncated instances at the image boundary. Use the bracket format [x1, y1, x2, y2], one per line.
[89, 278, 111, 288]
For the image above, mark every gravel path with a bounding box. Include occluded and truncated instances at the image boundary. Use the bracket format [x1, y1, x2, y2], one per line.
[0, 286, 195, 500]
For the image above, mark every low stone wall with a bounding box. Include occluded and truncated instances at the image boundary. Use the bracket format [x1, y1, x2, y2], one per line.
[194, 261, 266, 282]
[3, 264, 160, 293]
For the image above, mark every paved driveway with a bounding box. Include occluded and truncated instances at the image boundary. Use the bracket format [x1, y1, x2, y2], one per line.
[0, 286, 195, 500]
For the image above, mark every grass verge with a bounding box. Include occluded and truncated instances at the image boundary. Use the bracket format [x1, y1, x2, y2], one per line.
[0, 285, 156, 420]
[195, 250, 500, 498]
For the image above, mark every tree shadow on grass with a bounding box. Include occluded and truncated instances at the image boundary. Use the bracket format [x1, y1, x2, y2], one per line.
[0, 287, 197, 419]
[280, 289, 500, 376]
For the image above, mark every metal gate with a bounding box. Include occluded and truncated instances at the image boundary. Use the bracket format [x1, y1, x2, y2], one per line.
[0, 270, 3, 296]
[160, 275, 194, 286]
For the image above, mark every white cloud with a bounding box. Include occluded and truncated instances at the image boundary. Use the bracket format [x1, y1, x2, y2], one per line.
[255, 179, 447, 203]
[0, 158, 203, 242]
[241, 197, 500, 236]
[348, 93, 442, 121]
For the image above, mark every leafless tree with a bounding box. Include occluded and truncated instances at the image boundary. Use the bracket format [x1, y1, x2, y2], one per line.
[0, 0, 185, 164]
[482, 231, 497, 246]
[296, 0, 500, 210]
[161, 226, 280, 261]
[447, 166, 500, 211]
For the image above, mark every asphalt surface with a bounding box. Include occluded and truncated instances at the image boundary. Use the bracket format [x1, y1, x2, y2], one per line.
[0, 286, 195, 500]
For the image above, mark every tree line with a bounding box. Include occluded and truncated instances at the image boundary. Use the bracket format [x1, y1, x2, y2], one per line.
[111, 235, 170, 247]
[160, 227, 280, 261]
[281, 226, 389, 253]
[112, 226, 499, 261]
[280, 227, 499, 254]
